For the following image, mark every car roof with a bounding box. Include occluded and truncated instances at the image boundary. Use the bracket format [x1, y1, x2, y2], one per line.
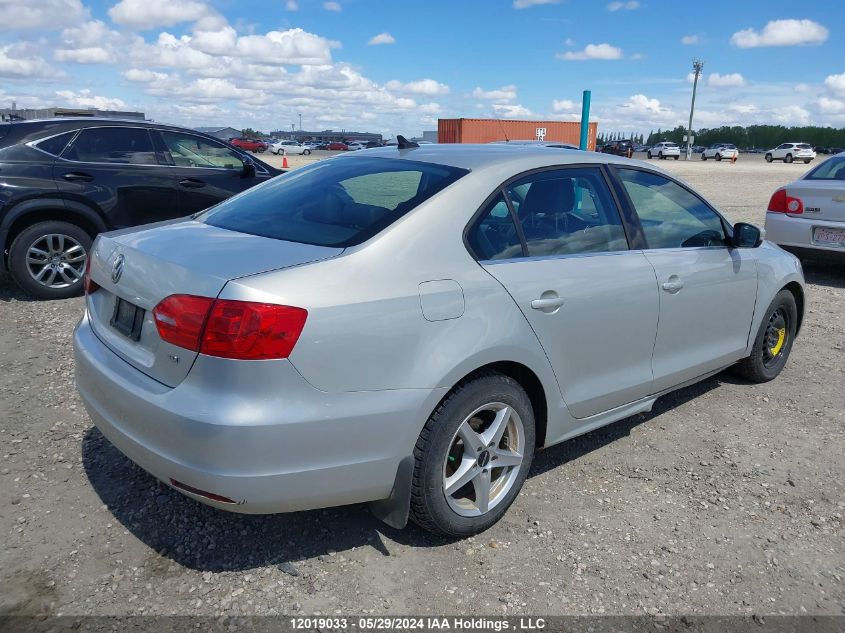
[338, 143, 671, 174]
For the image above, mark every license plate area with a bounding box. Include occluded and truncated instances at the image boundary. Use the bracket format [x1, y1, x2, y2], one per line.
[813, 226, 845, 247]
[110, 297, 145, 341]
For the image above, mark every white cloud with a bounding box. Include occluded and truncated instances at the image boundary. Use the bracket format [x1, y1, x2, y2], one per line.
[472, 85, 517, 101]
[0, 0, 86, 31]
[0, 43, 62, 79]
[680, 35, 699, 45]
[794, 83, 809, 93]
[385, 79, 449, 95]
[55, 21, 122, 64]
[54, 89, 127, 110]
[492, 103, 532, 117]
[824, 73, 845, 95]
[730, 19, 828, 48]
[551, 99, 576, 112]
[368, 32, 396, 46]
[513, 0, 560, 8]
[607, 1, 639, 11]
[323, 1, 342, 11]
[818, 97, 845, 115]
[124, 68, 168, 82]
[558, 43, 623, 61]
[285, 0, 299, 10]
[109, 0, 209, 30]
[708, 72, 746, 88]
[564, 38, 575, 46]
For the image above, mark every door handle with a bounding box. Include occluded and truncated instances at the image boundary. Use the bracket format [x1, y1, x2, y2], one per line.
[661, 276, 684, 293]
[179, 178, 206, 188]
[530, 297, 565, 311]
[62, 172, 93, 182]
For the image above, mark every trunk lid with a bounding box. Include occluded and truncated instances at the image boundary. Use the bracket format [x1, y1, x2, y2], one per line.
[788, 180, 845, 223]
[86, 219, 343, 387]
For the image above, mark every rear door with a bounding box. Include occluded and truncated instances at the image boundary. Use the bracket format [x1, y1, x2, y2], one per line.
[155, 129, 269, 216]
[614, 167, 758, 391]
[469, 166, 659, 419]
[53, 126, 179, 228]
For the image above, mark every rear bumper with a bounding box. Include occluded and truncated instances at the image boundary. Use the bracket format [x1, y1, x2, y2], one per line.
[764, 212, 845, 258]
[74, 312, 444, 514]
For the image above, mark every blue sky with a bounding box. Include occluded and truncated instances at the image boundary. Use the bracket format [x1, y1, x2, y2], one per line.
[2, 0, 844, 136]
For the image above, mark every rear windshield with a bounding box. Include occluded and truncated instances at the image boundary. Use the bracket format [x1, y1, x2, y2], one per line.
[797, 144, 813, 150]
[804, 157, 845, 180]
[201, 156, 468, 247]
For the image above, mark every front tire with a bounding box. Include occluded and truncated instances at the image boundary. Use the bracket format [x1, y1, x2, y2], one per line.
[734, 289, 798, 383]
[304, 149, 311, 155]
[409, 372, 536, 537]
[715, 153, 722, 161]
[765, 153, 773, 163]
[647, 151, 652, 159]
[658, 152, 664, 159]
[8, 220, 92, 300]
[701, 154, 707, 161]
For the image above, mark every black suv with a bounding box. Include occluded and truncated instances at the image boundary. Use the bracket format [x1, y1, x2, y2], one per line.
[600, 139, 633, 158]
[0, 118, 280, 299]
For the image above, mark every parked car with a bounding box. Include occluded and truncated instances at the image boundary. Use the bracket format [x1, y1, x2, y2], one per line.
[346, 142, 366, 151]
[75, 146, 804, 537]
[0, 118, 279, 299]
[229, 137, 268, 153]
[600, 139, 634, 157]
[365, 141, 383, 149]
[765, 143, 816, 164]
[764, 152, 845, 262]
[691, 145, 706, 154]
[269, 140, 312, 156]
[326, 142, 349, 151]
[701, 143, 739, 161]
[647, 142, 680, 160]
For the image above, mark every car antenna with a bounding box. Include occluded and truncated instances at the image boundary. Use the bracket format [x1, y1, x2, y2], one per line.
[496, 119, 510, 142]
[396, 135, 419, 149]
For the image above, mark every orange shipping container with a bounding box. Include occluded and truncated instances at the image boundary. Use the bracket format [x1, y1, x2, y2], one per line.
[438, 118, 597, 151]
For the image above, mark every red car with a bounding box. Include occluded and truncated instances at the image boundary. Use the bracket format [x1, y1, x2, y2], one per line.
[326, 142, 349, 151]
[229, 137, 268, 153]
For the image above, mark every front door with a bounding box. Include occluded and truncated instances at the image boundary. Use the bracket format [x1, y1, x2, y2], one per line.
[155, 130, 267, 216]
[615, 168, 758, 391]
[469, 167, 660, 419]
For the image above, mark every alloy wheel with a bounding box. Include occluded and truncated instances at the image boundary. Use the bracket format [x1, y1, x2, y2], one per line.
[442, 402, 525, 517]
[25, 233, 87, 289]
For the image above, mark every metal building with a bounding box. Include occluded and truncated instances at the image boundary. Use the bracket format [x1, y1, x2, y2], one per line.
[438, 118, 597, 150]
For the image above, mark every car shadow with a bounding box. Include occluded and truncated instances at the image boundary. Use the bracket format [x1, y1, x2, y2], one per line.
[0, 275, 33, 303]
[801, 260, 845, 289]
[82, 374, 730, 571]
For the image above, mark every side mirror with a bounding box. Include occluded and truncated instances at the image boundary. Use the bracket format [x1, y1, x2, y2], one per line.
[732, 222, 763, 248]
[241, 156, 256, 179]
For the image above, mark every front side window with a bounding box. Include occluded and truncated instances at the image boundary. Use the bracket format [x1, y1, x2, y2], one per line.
[617, 168, 726, 249]
[202, 156, 468, 247]
[161, 131, 245, 169]
[505, 167, 628, 257]
[63, 127, 157, 165]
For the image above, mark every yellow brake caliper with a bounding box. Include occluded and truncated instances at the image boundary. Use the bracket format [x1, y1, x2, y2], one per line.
[770, 328, 786, 356]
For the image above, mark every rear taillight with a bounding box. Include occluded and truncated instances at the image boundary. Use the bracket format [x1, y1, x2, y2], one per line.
[152, 295, 307, 360]
[767, 189, 804, 214]
[84, 256, 99, 294]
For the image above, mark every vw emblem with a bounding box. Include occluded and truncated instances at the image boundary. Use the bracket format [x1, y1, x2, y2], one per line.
[111, 254, 125, 284]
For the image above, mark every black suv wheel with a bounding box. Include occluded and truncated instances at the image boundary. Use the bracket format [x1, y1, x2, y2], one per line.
[8, 221, 92, 300]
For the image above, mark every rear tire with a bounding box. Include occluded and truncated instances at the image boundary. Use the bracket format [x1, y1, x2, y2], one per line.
[304, 149, 311, 155]
[765, 153, 773, 163]
[785, 154, 793, 163]
[673, 155, 679, 160]
[733, 290, 797, 383]
[8, 220, 92, 300]
[715, 153, 722, 161]
[658, 152, 664, 159]
[409, 372, 535, 537]
[647, 151, 652, 159]
[804, 160, 811, 164]
[701, 154, 707, 161]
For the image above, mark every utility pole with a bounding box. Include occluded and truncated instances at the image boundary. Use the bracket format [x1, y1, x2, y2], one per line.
[298, 113, 302, 133]
[686, 59, 704, 160]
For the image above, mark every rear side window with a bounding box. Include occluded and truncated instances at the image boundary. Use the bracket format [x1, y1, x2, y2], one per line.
[35, 131, 77, 156]
[63, 127, 157, 165]
[201, 156, 468, 247]
[805, 157, 845, 180]
[467, 193, 524, 261]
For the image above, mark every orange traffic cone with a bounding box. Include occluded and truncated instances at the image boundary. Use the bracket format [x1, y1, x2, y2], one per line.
[282, 155, 289, 168]
[731, 153, 737, 164]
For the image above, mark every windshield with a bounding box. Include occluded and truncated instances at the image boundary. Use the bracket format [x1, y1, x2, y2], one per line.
[201, 156, 468, 247]
[804, 157, 845, 180]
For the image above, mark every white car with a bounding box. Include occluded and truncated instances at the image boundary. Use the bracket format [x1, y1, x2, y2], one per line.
[346, 142, 366, 151]
[764, 152, 845, 262]
[765, 143, 815, 164]
[701, 143, 739, 161]
[647, 142, 680, 160]
[269, 140, 312, 156]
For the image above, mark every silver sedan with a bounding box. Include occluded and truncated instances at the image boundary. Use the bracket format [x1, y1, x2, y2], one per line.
[74, 145, 805, 537]
[764, 152, 845, 262]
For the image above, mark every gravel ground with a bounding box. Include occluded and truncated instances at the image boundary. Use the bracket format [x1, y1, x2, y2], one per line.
[1, 153, 843, 617]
